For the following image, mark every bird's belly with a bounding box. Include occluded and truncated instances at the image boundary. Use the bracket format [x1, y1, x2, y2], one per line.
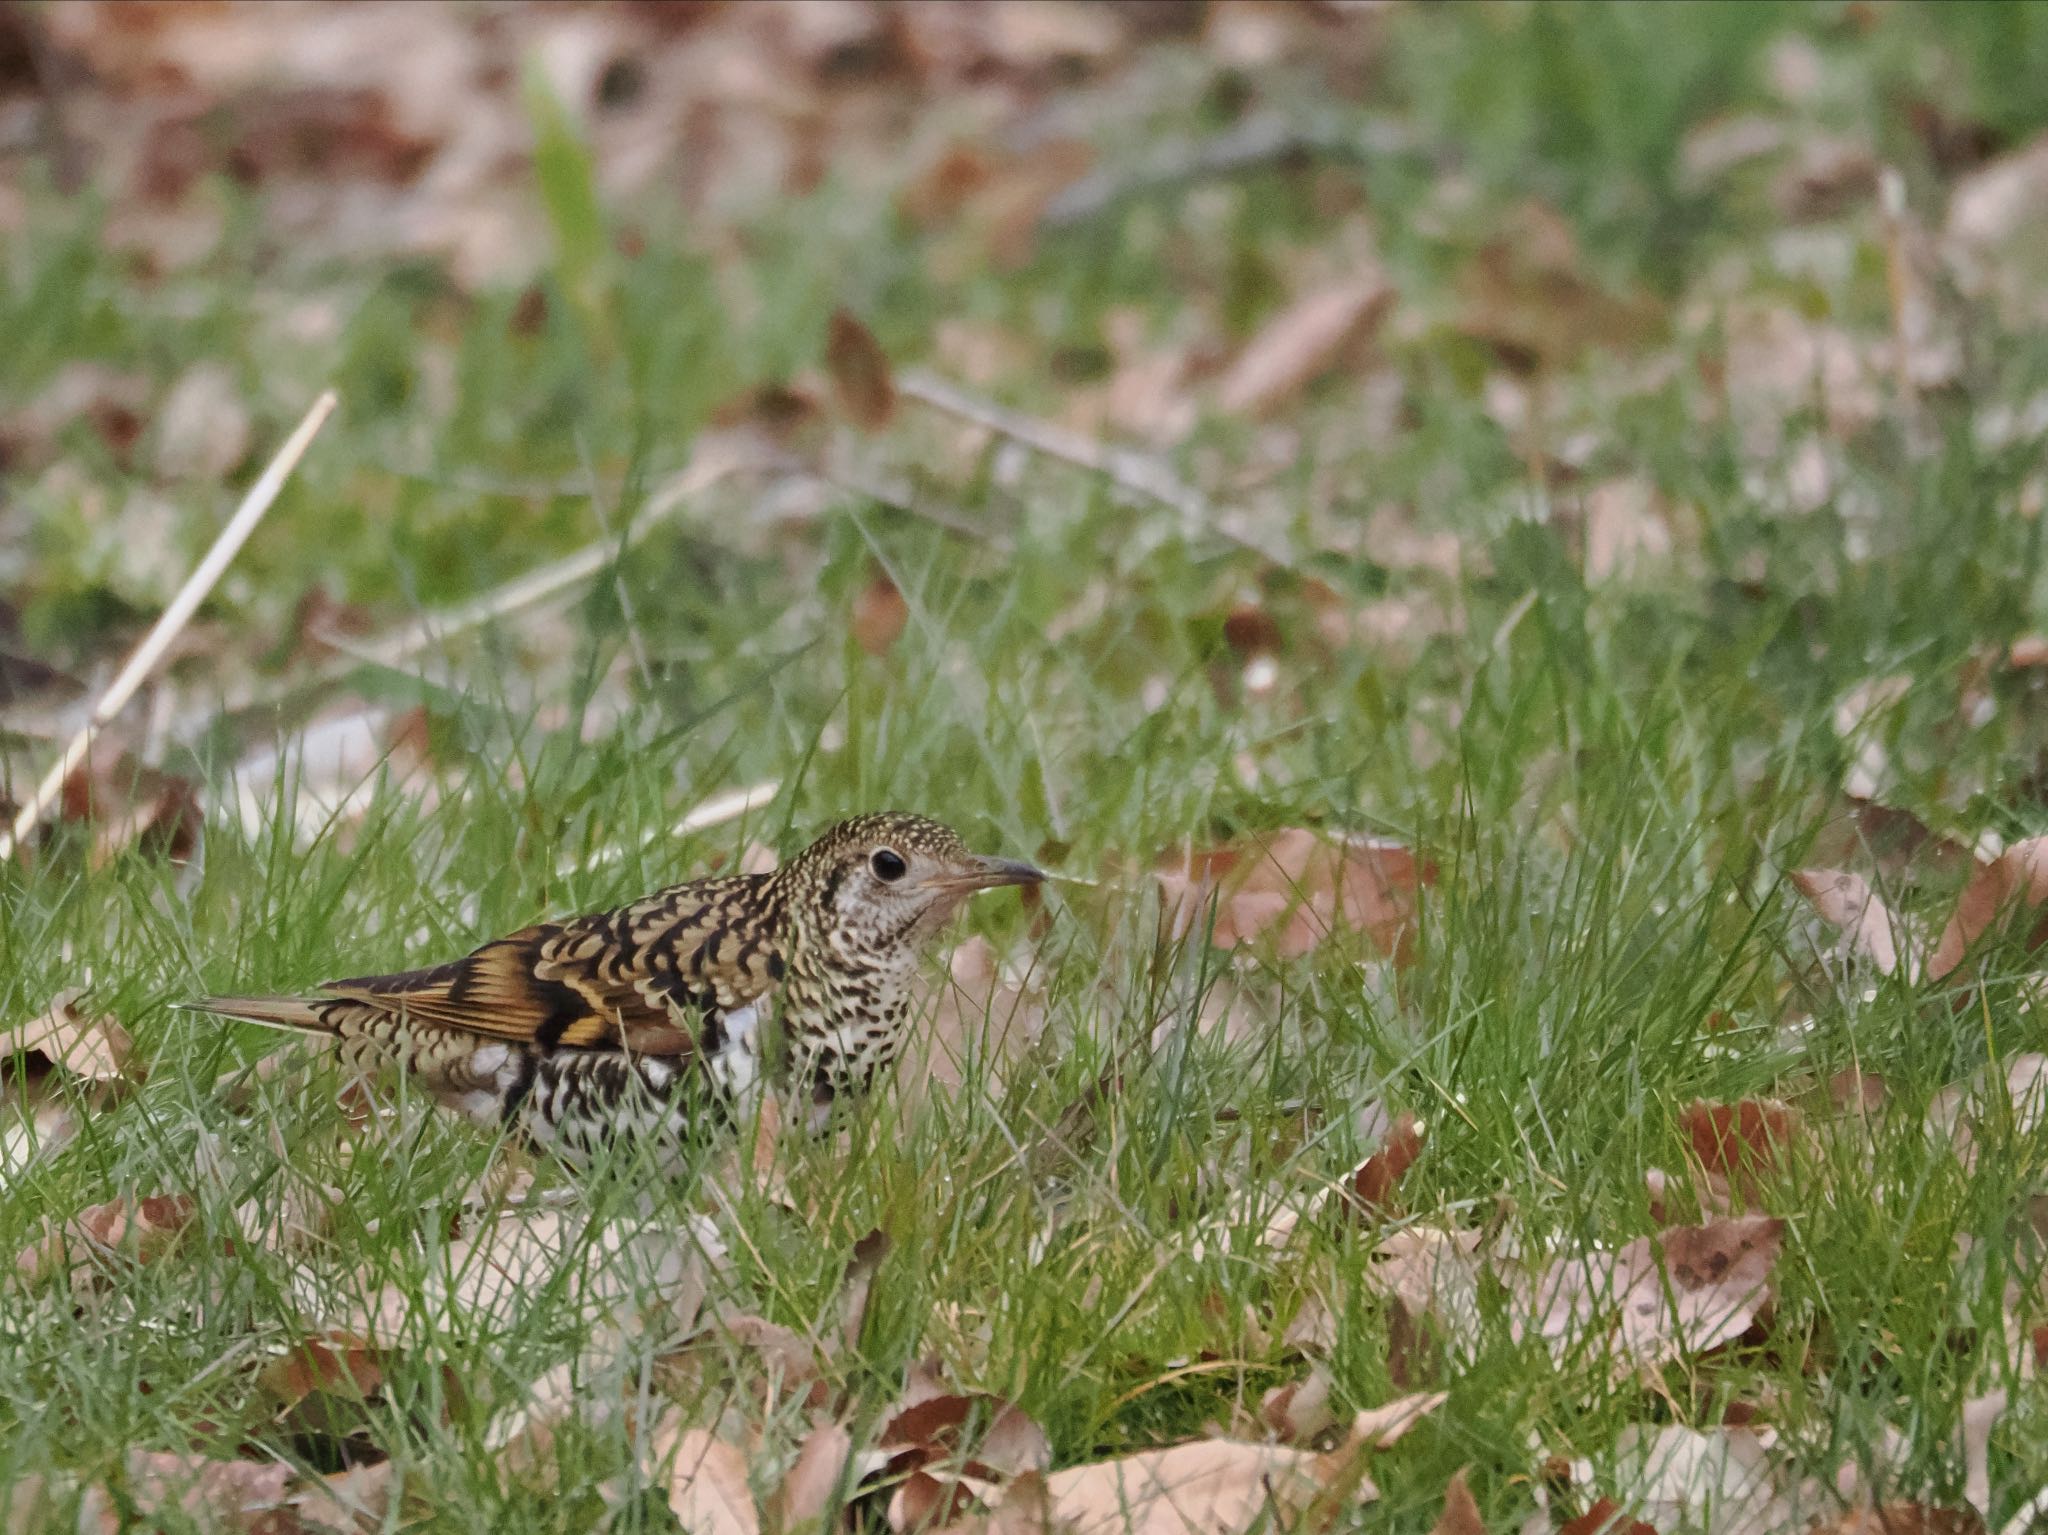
[703, 1002, 765, 1103]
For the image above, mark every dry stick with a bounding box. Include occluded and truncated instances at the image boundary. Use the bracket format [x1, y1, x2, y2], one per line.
[894, 371, 1295, 569]
[0, 390, 340, 862]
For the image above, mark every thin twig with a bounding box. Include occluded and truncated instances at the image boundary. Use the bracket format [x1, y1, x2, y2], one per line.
[896, 370, 1294, 568]
[1, 390, 340, 861]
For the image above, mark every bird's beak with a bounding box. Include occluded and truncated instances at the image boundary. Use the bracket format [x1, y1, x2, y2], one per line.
[934, 854, 1047, 893]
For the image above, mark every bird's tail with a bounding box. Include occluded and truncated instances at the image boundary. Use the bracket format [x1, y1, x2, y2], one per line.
[180, 995, 343, 1036]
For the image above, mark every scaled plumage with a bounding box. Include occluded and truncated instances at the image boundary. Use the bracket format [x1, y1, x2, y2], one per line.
[190, 812, 1042, 1163]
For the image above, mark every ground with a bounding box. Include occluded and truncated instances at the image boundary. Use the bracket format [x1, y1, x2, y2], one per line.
[5, 3, 2048, 1531]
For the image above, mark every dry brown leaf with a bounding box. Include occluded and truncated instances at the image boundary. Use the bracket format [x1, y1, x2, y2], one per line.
[666, 1424, 762, 1535]
[1213, 273, 1394, 418]
[826, 309, 898, 431]
[1792, 869, 1917, 979]
[79, 1451, 292, 1535]
[852, 570, 910, 656]
[1, 989, 137, 1086]
[1680, 1099, 1801, 1212]
[1605, 1422, 1815, 1533]
[254, 1332, 384, 1416]
[1260, 1366, 1336, 1444]
[289, 1462, 395, 1534]
[1516, 1217, 1783, 1375]
[1431, 1470, 1485, 1535]
[1345, 1392, 1446, 1449]
[1349, 1112, 1426, 1218]
[1031, 1427, 1381, 1535]
[841, 1227, 890, 1353]
[771, 1420, 853, 1532]
[1809, 1506, 1986, 1535]
[1556, 1496, 1659, 1535]
[17, 1193, 197, 1285]
[1929, 836, 2048, 980]
[1156, 828, 1431, 962]
[1363, 1225, 1485, 1339]
[696, 1308, 826, 1400]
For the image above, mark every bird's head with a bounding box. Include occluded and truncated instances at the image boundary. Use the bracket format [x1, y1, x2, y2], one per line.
[777, 812, 1044, 962]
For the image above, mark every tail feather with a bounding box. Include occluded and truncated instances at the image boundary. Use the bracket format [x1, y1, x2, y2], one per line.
[182, 995, 342, 1036]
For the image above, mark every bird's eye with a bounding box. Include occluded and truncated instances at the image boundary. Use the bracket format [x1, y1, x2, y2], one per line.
[870, 848, 908, 882]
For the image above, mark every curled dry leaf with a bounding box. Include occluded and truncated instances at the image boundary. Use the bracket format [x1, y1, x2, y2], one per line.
[771, 1419, 854, 1532]
[17, 1193, 197, 1286]
[1792, 868, 1917, 980]
[826, 309, 898, 431]
[1516, 1217, 1784, 1376]
[1679, 1099, 1801, 1213]
[1156, 828, 1431, 963]
[1, 988, 137, 1086]
[254, 1331, 384, 1417]
[1261, 1365, 1337, 1444]
[664, 1423, 762, 1535]
[1930, 835, 2048, 981]
[1213, 272, 1394, 418]
[1349, 1112, 1426, 1218]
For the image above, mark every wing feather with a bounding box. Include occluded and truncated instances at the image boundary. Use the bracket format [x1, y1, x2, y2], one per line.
[321, 876, 779, 1054]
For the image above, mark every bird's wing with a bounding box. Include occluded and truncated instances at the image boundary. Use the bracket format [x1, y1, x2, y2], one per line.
[320, 876, 783, 1054]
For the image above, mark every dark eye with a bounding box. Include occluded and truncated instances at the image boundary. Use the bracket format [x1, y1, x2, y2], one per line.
[871, 848, 907, 882]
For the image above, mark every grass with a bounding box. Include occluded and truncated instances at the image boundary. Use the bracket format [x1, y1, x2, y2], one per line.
[8, 2, 2048, 1529]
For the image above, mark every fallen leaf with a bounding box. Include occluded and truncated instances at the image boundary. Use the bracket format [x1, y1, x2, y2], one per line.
[1927, 1053, 2048, 1169]
[1809, 1506, 1985, 1534]
[852, 570, 910, 655]
[1213, 273, 1394, 418]
[1556, 1497, 1659, 1535]
[80, 1452, 292, 1535]
[1363, 1225, 1485, 1341]
[1516, 1217, 1784, 1375]
[1349, 1113, 1426, 1218]
[1607, 1424, 1797, 1534]
[18, 1193, 197, 1285]
[826, 309, 897, 431]
[1156, 828, 1431, 962]
[1792, 869, 1917, 980]
[841, 1227, 890, 1352]
[1431, 1470, 1485, 1535]
[665, 1424, 762, 1535]
[1833, 677, 1912, 803]
[254, 1332, 384, 1416]
[1929, 836, 2048, 980]
[1679, 1099, 1801, 1212]
[289, 1462, 395, 1534]
[1261, 1366, 1336, 1444]
[1032, 1427, 1381, 1535]
[771, 1420, 853, 1532]
[1, 989, 137, 1086]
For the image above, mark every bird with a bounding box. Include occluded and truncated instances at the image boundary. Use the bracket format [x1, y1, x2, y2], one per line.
[187, 812, 1044, 1165]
